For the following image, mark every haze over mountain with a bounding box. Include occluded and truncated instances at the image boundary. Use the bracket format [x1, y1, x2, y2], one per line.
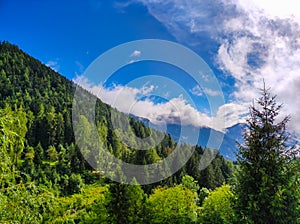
[130, 112, 246, 161]
[129, 113, 300, 161]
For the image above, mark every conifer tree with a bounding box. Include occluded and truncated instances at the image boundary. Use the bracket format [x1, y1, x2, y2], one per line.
[106, 179, 146, 224]
[235, 85, 300, 224]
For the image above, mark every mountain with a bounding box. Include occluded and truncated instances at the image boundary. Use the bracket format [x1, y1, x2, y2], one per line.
[0, 41, 233, 189]
[0, 40, 234, 223]
[1, 41, 297, 166]
[162, 122, 299, 161]
[0, 40, 244, 162]
[162, 123, 247, 161]
[129, 113, 150, 125]
[127, 114, 245, 161]
[221, 123, 247, 160]
[130, 112, 298, 161]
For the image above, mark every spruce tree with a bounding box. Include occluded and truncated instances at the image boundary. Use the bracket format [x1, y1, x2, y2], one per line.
[235, 85, 300, 223]
[106, 179, 146, 224]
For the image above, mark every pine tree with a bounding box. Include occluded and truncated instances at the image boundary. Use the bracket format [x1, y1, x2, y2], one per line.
[106, 179, 146, 224]
[123, 178, 146, 224]
[235, 85, 300, 223]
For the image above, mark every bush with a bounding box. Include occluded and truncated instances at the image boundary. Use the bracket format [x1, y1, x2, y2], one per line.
[199, 184, 236, 224]
[145, 185, 199, 223]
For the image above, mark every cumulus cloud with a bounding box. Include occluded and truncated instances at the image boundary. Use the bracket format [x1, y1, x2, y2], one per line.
[216, 103, 249, 128]
[134, 0, 300, 134]
[217, 1, 300, 133]
[73, 76, 246, 132]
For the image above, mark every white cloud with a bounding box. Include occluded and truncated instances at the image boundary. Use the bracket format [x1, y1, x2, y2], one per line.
[190, 85, 203, 96]
[130, 50, 142, 57]
[134, 0, 300, 134]
[46, 60, 60, 72]
[73, 76, 237, 132]
[216, 0, 300, 133]
[190, 85, 221, 97]
[200, 72, 210, 82]
[215, 103, 249, 128]
[235, 0, 300, 20]
[128, 50, 142, 63]
[203, 88, 222, 97]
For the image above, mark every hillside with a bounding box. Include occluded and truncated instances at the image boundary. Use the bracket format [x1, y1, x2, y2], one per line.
[0, 41, 233, 189]
[1, 41, 299, 224]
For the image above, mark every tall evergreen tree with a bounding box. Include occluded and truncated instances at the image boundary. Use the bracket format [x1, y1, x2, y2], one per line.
[235, 85, 300, 224]
[106, 179, 146, 224]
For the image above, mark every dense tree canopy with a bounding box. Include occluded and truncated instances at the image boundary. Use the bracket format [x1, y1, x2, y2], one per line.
[2, 41, 298, 223]
[0, 41, 237, 223]
[145, 185, 199, 223]
[0, 41, 232, 191]
[199, 184, 236, 224]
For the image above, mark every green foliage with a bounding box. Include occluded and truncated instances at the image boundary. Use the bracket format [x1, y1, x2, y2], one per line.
[80, 192, 109, 224]
[47, 145, 58, 161]
[235, 86, 300, 223]
[185, 147, 232, 190]
[181, 174, 200, 194]
[198, 187, 210, 205]
[199, 184, 236, 224]
[0, 41, 237, 223]
[124, 179, 147, 224]
[60, 173, 84, 196]
[0, 183, 57, 223]
[45, 184, 107, 223]
[0, 105, 27, 166]
[105, 179, 146, 224]
[145, 185, 199, 223]
[0, 106, 27, 187]
[0, 106, 59, 223]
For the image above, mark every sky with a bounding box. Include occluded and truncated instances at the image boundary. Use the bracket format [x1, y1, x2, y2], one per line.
[1, 0, 300, 135]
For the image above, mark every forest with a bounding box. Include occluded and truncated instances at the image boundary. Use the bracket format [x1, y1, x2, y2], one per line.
[0, 41, 299, 223]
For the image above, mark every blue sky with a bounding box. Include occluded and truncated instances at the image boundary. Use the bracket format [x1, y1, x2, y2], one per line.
[0, 1, 175, 77]
[1, 0, 300, 134]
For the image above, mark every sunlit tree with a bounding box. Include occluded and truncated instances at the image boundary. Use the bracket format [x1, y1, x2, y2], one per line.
[235, 85, 300, 223]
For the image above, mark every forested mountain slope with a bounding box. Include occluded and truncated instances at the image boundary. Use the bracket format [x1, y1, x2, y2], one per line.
[0, 41, 238, 224]
[2, 41, 299, 224]
[0, 41, 233, 191]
